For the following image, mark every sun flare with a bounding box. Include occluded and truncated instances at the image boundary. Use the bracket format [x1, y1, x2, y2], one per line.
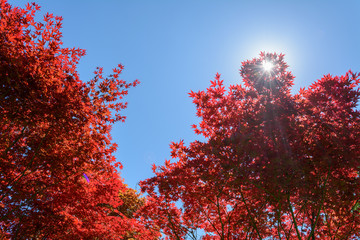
[262, 61, 274, 72]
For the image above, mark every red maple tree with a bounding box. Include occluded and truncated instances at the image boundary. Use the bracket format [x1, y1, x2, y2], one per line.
[140, 52, 360, 239]
[0, 1, 158, 239]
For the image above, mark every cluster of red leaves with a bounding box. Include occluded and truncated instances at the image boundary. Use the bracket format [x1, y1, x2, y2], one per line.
[140, 52, 360, 239]
[0, 1, 158, 239]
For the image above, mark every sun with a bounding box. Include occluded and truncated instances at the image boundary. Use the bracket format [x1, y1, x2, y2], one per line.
[262, 61, 274, 72]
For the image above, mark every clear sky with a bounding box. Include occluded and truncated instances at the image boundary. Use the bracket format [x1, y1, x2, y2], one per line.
[9, 0, 360, 190]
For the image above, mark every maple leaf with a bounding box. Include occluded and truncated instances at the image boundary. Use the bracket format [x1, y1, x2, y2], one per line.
[141, 52, 360, 239]
[0, 1, 159, 239]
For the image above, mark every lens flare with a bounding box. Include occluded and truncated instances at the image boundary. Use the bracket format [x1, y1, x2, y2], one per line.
[82, 173, 90, 183]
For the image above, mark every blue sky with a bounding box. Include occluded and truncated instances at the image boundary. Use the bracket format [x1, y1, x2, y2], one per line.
[10, 0, 360, 190]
